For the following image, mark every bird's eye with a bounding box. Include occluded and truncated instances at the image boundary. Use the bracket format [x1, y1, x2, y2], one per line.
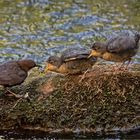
[93, 47, 97, 50]
[96, 46, 100, 50]
[48, 60, 52, 63]
[50, 60, 54, 63]
[92, 47, 95, 50]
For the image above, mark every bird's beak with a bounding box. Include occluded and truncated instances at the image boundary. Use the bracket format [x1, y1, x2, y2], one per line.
[36, 64, 42, 68]
[44, 62, 48, 73]
[45, 67, 48, 73]
[88, 52, 94, 58]
[88, 50, 99, 58]
[45, 63, 56, 73]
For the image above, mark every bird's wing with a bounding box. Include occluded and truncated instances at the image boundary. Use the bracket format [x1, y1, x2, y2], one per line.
[107, 36, 136, 53]
[0, 65, 27, 86]
[61, 48, 91, 62]
[64, 54, 91, 62]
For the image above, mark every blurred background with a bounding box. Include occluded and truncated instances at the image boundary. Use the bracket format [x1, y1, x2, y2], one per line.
[0, 0, 140, 64]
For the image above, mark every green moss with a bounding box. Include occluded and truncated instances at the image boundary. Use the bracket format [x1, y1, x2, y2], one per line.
[0, 65, 140, 134]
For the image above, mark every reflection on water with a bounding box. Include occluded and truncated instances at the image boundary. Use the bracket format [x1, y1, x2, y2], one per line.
[0, 0, 140, 64]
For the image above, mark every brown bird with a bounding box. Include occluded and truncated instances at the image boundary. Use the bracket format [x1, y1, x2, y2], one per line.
[89, 33, 140, 69]
[45, 47, 97, 75]
[0, 60, 37, 98]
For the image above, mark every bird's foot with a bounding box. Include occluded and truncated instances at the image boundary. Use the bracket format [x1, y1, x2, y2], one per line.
[5, 90, 23, 98]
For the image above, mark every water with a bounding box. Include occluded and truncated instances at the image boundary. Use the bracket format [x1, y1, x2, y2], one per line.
[0, 0, 140, 139]
[0, 128, 140, 140]
[0, 0, 140, 64]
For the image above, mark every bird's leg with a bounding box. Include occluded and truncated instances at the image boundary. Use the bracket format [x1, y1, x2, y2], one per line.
[117, 59, 131, 71]
[125, 58, 132, 70]
[118, 61, 126, 70]
[4, 87, 23, 98]
[120, 61, 125, 69]
[119, 59, 131, 71]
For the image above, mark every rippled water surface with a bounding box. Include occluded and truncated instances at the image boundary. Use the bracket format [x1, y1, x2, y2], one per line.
[0, 0, 140, 64]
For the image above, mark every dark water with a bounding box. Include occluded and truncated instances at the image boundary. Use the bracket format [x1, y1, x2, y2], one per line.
[0, 0, 140, 64]
[0, 128, 140, 140]
[0, 0, 140, 139]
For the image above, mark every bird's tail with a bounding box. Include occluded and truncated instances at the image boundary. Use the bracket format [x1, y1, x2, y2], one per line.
[134, 33, 140, 46]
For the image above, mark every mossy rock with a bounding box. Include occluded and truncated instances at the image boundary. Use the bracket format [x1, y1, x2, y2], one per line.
[0, 65, 140, 135]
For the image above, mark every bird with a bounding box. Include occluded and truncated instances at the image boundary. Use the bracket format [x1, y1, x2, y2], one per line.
[45, 47, 97, 75]
[89, 33, 140, 69]
[0, 59, 37, 98]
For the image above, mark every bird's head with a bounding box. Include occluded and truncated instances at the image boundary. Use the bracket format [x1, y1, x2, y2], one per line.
[18, 59, 37, 72]
[88, 42, 107, 58]
[45, 56, 62, 72]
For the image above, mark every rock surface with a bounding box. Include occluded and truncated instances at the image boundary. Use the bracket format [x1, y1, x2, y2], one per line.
[0, 65, 140, 135]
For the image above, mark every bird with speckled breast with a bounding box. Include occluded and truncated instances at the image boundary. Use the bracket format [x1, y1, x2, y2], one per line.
[45, 47, 97, 75]
[0, 60, 38, 98]
[89, 33, 140, 69]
